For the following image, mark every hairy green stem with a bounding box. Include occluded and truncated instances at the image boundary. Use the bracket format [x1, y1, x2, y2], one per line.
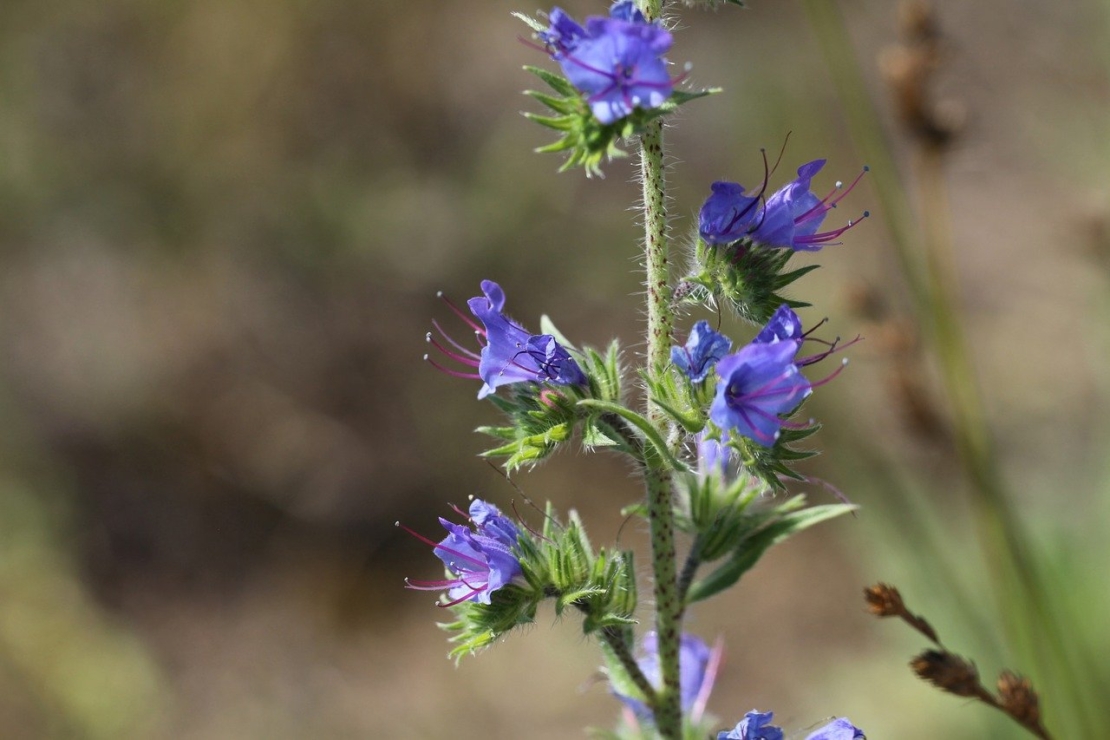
[643, 464, 681, 736]
[635, 11, 682, 725]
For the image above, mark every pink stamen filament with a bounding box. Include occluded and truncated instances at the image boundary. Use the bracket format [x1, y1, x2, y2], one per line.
[439, 585, 486, 608]
[431, 320, 481, 361]
[798, 334, 863, 367]
[426, 333, 480, 368]
[424, 355, 480, 380]
[809, 358, 849, 390]
[437, 291, 485, 335]
[396, 522, 488, 571]
[795, 211, 870, 246]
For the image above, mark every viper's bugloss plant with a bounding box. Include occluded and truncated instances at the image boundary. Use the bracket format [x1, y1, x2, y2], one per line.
[405, 2, 872, 738]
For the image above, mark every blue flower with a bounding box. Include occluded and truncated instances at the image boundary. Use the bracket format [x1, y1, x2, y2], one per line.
[425, 280, 586, 399]
[718, 710, 784, 740]
[468, 280, 586, 398]
[539, 7, 588, 56]
[805, 718, 866, 740]
[543, 6, 675, 124]
[697, 161, 868, 250]
[699, 181, 761, 245]
[750, 160, 869, 252]
[718, 712, 865, 740]
[753, 304, 805, 346]
[697, 429, 731, 477]
[672, 320, 732, 382]
[615, 632, 721, 724]
[404, 499, 523, 607]
[709, 340, 811, 447]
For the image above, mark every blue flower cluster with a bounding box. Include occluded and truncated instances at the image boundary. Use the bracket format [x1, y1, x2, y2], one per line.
[673, 305, 818, 447]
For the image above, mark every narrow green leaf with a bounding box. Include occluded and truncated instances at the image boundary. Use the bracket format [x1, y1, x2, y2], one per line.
[685, 503, 856, 604]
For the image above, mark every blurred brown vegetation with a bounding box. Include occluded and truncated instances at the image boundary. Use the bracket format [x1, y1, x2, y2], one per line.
[1, 0, 1108, 737]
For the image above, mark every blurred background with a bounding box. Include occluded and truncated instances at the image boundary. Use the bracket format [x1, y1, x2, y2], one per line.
[1, 0, 1108, 737]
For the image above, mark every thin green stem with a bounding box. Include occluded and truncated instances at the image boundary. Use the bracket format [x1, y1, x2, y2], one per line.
[599, 626, 658, 706]
[676, 539, 702, 618]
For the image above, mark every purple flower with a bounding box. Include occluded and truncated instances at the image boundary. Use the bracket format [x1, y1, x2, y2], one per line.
[719, 712, 865, 740]
[753, 304, 805, 346]
[539, 7, 588, 56]
[805, 718, 866, 740]
[697, 429, 731, 477]
[699, 181, 761, 245]
[718, 710, 784, 740]
[542, 6, 675, 124]
[403, 499, 523, 607]
[750, 160, 869, 252]
[615, 632, 721, 724]
[672, 320, 732, 382]
[425, 280, 586, 399]
[696, 161, 868, 250]
[709, 340, 811, 447]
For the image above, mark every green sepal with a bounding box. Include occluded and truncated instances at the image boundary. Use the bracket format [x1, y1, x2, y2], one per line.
[734, 421, 822, 489]
[511, 12, 548, 34]
[522, 64, 578, 98]
[676, 465, 766, 562]
[477, 421, 572, 468]
[525, 111, 578, 133]
[644, 363, 714, 435]
[521, 65, 717, 176]
[684, 498, 856, 605]
[441, 583, 542, 660]
[676, 237, 819, 325]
